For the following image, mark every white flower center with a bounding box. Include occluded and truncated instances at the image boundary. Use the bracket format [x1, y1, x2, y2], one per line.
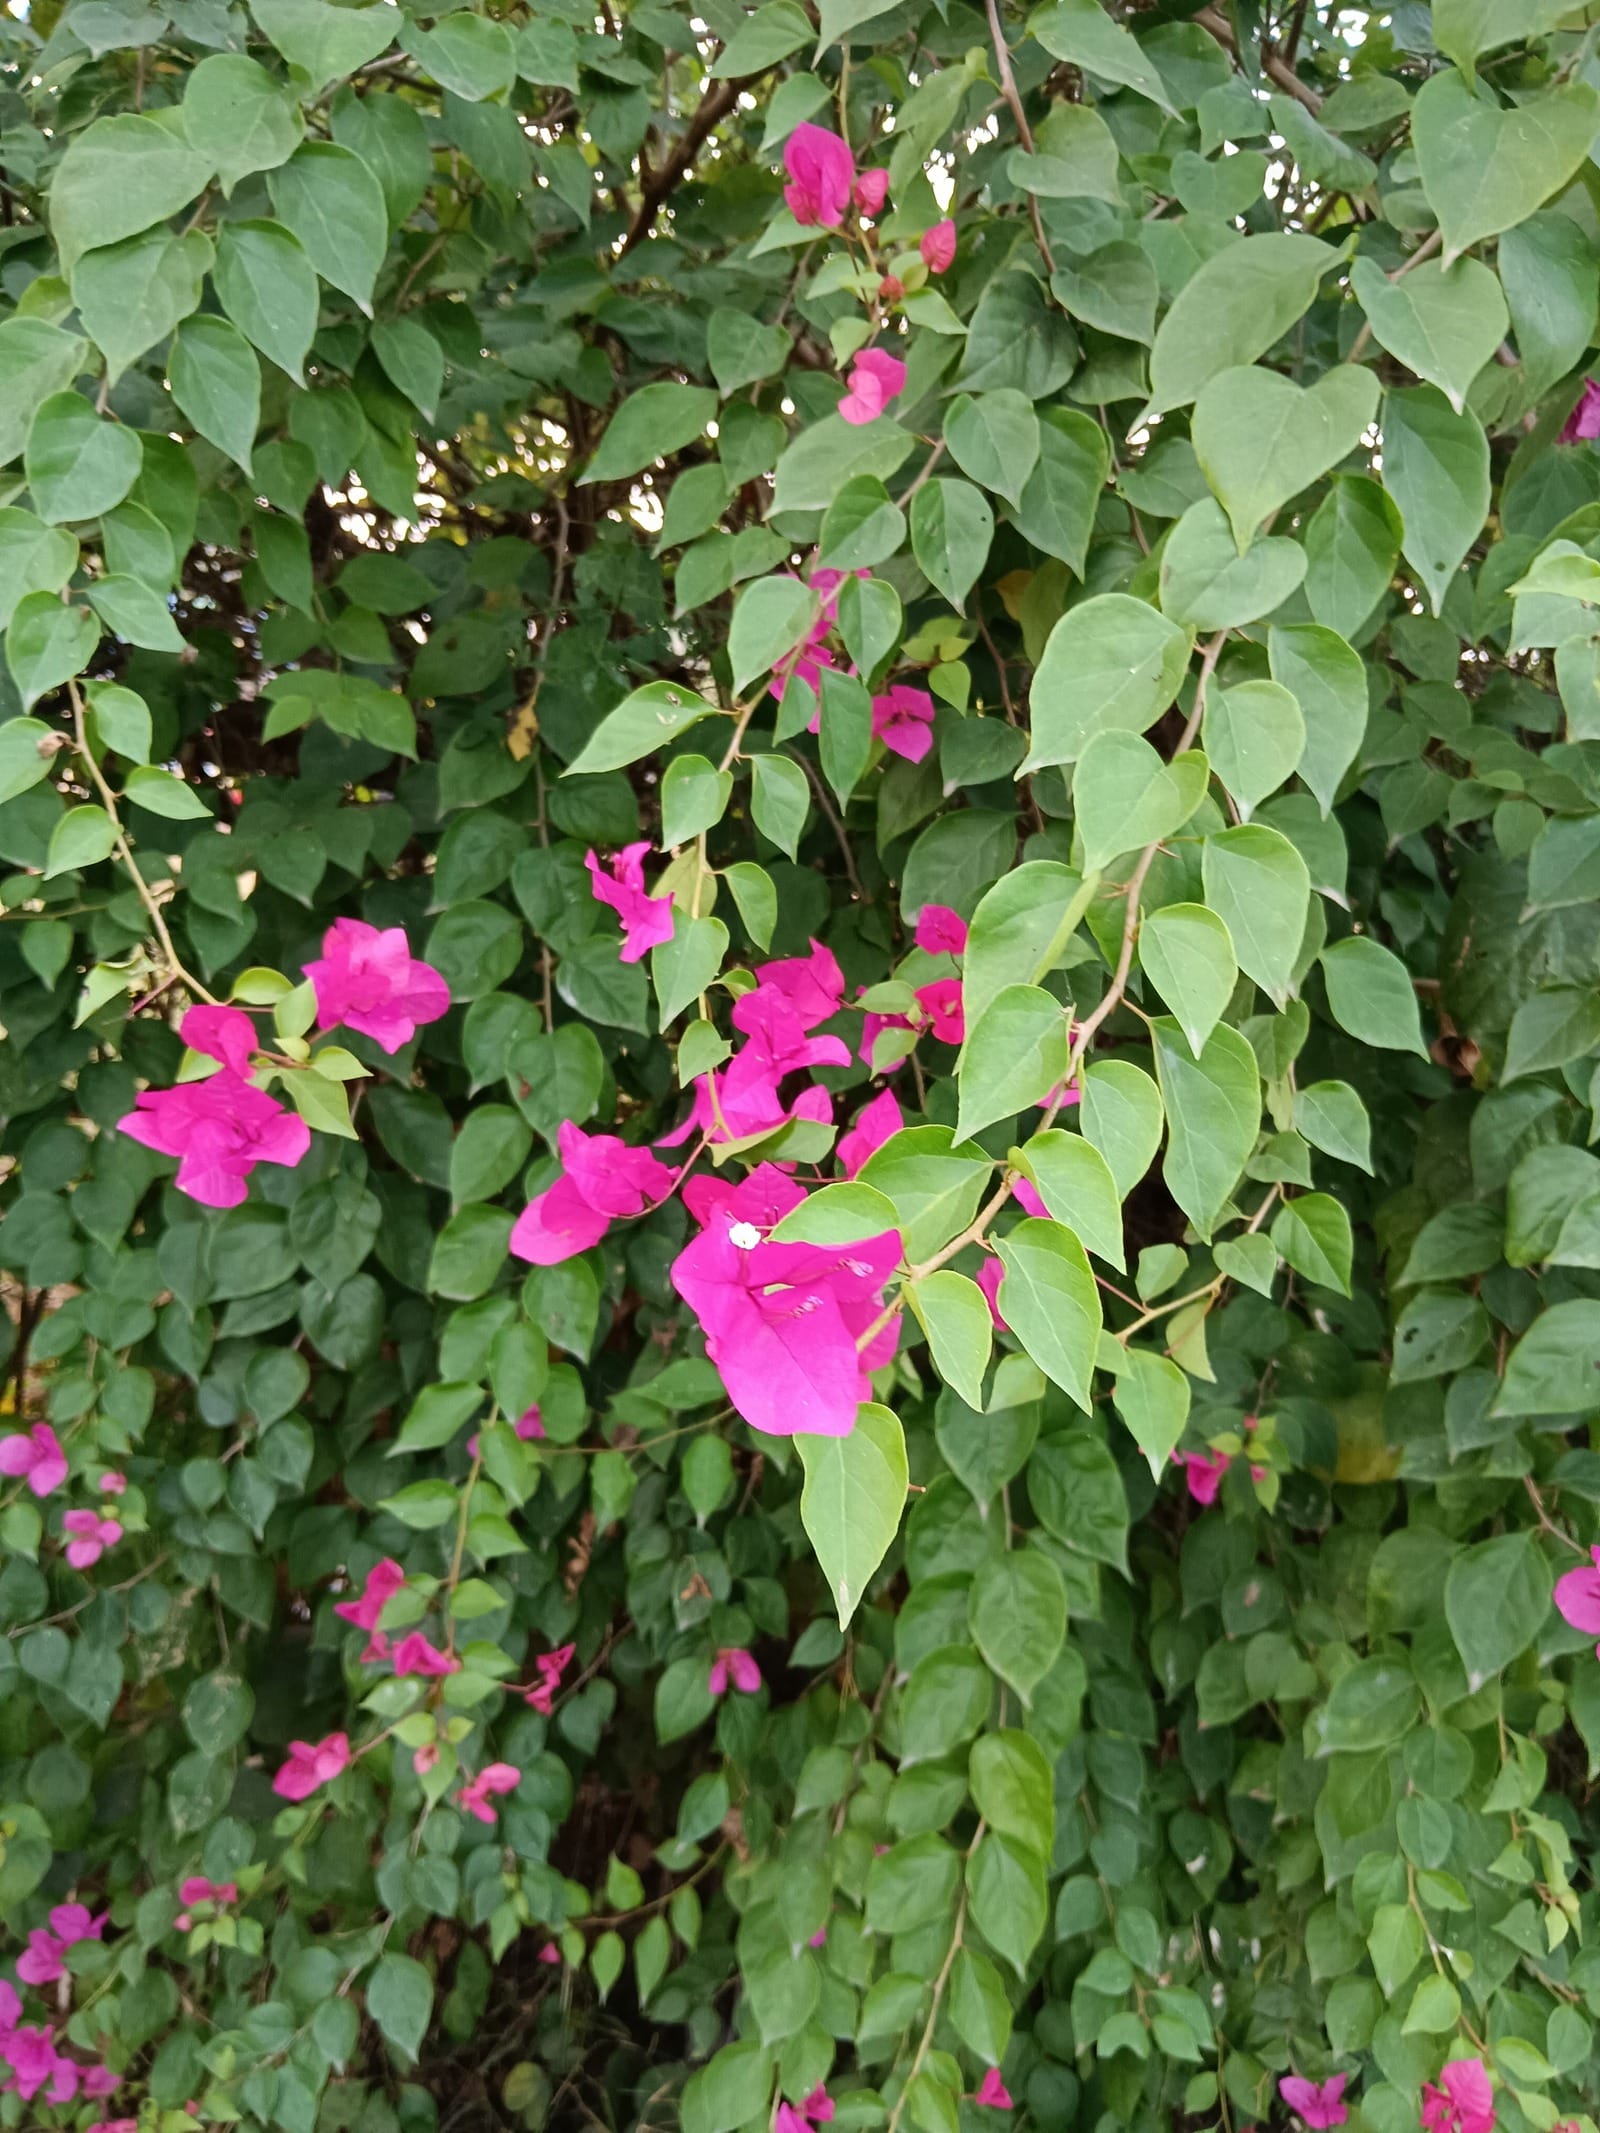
[728, 1221, 761, 1250]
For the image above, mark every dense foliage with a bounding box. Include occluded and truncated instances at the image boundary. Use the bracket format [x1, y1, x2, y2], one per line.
[5, 2, 1600, 2131]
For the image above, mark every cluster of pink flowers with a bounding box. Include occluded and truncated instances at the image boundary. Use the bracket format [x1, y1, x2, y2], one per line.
[511, 1118, 674, 1264]
[762, 571, 938, 769]
[670, 1165, 901, 1438]
[0, 1981, 121, 2109]
[839, 348, 906, 426]
[272, 1730, 351, 1801]
[775, 2083, 835, 2133]
[117, 919, 448, 1208]
[0, 1427, 127, 1573]
[525, 1641, 575, 1714]
[1554, 1544, 1600, 1653]
[709, 1647, 761, 1696]
[15, 1903, 105, 1985]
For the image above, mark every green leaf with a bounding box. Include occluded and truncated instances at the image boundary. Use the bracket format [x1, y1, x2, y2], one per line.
[1160, 499, 1308, 631]
[910, 478, 994, 609]
[7, 592, 98, 711]
[252, 0, 398, 93]
[1200, 825, 1310, 1005]
[772, 413, 916, 514]
[583, 383, 719, 486]
[836, 572, 900, 676]
[1202, 681, 1304, 816]
[1151, 1017, 1261, 1239]
[1444, 1533, 1553, 1692]
[1072, 730, 1207, 868]
[949, 1948, 1014, 2069]
[1296, 1080, 1372, 1172]
[1018, 1129, 1125, 1270]
[88, 575, 183, 653]
[401, 12, 516, 101]
[71, 225, 209, 384]
[1028, 0, 1178, 113]
[1267, 623, 1367, 817]
[25, 392, 143, 524]
[371, 318, 444, 421]
[909, 1270, 993, 1410]
[1494, 1300, 1600, 1416]
[1319, 935, 1427, 1054]
[819, 475, 906, 572]
[0, 508, 77, 632]
[1503, 985, 1600, 1082]
[1139, 903, 1237, 1058]
[818, 667, 873, 805]
[943, 390, 1040, 507]
[1007, 99, 1121, 202]
[183, 52, 302, 192]
[956, 984, 1070, 1141]
[1271, 1193, 1353, 1294]
[0, 318, 89, 468]
[966, 1831, 1048, 1978]
[707, 307, 794, 394]
[994, 1217, 1101, 1412]
[1412, 69, 1600, 264]
[773, 1183, 902, 1246]
[1381, 385, 1490, 617]
[1029, 1431, 1129, 1575]
[1500, 212, 1600, 399]
[1024, 594, 1191, 771]
[969, 1547, 1067, 1702]
[1304, 475, 1403, 642]
[1349, 255, 1507, 415]
[652, 914, 727, 1027]
[1011, 406, 1110, 576]
[1110, 1344, 1190, 1478]
[796, 1403, 908, 1628]
[728, 576, 817, 695]
[569, 680, 719, 775]
[168, 315, 261, 474]
[394, 1381, 482, 1454]
[49, 111, 211, 275]
[1078, 1058, 1163, 1200]
[963, 860, 1090, 1026]
[1051, 240, 1159, 346]
[124, 765, 209, 817]
[45, 802, 119, 878]
[1144, 232, 1340, 420]
[859, 1126, 992, 1264]
[0, 716, 57, 806]
[749, 752, 809, 860]
[214, 221, 320, 382]
[1192, 362, 1378, 551]
[1367, 1904, 1425, 1999]
[367, 1952, 432, 2066]
[269, 141, 388, 313]
[660, 755, 732, 848]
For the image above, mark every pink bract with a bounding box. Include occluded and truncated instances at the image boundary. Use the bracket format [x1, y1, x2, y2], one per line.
[915, 904, 968, 955]
[1182, 1450, 1231, 1506]
[116, 1069, 310, 1209]
[708, 1646, 761, 1695]
[334, 1557, 407, 1632]
[180, 1002, 257, 1074]
[62, 1510, 121, 1570]
[915, 978, 964, 1046]
[853, 167, 889, 216]
[1281, 2074, 1349, 2129]
[1421, 2059, 1493, 2133]
[0, 1424, 68, 1498]
[458, 1761, 520, 1824]
[975, 2068, 1012, 2109]
[305, 916, 450, 1053]
[839, 1088, 903, 1178]
[782, 122, 854, 227]
[510, 1119, 674, 1265]
[871, 683, 935, 763]
[272, 1731, 350, 1801]
[391, 1631, 460, 1679]
[920, 218, 957, 273]
[1559, 377, 1600, 443]
[585, 842, 675, 963]
[1554, 1545, 1600, 1638]
[839, 347, 907, 426]
[754, 939, 845, 1030]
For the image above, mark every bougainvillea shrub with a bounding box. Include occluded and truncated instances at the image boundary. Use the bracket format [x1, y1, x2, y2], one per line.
[4, 0, 1600, 2129]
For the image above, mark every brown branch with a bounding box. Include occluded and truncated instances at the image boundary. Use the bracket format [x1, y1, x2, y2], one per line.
[1192, 5, 1323, 113]
[618, 76, 743, 257]
[984, 0, 1056, 274]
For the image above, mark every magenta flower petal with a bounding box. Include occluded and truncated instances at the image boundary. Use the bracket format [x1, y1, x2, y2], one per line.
[783, 122, 855, 227]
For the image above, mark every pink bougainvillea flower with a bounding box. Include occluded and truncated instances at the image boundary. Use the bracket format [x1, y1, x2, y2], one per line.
[515, 1405, 546, 1441]
[684, 1163, 808, 1232]
[709, 1647, 762, 1696]
[62, 1511, 121, 1570]
[839, 347, 907, 426]
[783, 122, 854, 227]
[915, 979, 964, 1046]
[0, 1424, 68, 1498]
[853, 167, 889, 216]
[305, 917, 450, 1053]
[754, 939, 845, 1030]
[977, 1255, 1007, 1329]
[774, 2109, 808, 2133]
[774, 2084, 834, 2133]
[920, 219, 957, 273]
[871, 683, 935, 762]
[335, 1557, 407, 1632]
[733, 982, 853, 1079]
[1181, 1450, 1230, 1506]
[100, 1472, 126, 1496]
[525, 1641, 576, 1714]
[1281, 2075, 1349, 2129]
[839, 1088, 903, 1178]
[975, 2069, 1013, 2109]
[672, 1210, 902, 1436]
[3, 2026, 65, 2101]
[536, 1941, 561, 1965]
[585, 843, 676, 963]
[391, 1632, 461, 1680]
[19, 1901, 108, 1982]
[180, 1002, 257, 1075]
[915, 905, 968, 955]
[1421, 2059, 1493, 2133]
[510, 1118, 675, 1265]
[272, 1731, 350, 1801]
[179, 1877, 237, 1908]
[1012, 1177, 1047, 1219]
[1560, 378, 1600, 444]
[1554, 1544, 1600, 1651]
[117, 1070, 310, 1209]
[458, 1761, 521, 1825]
[82, 2066, 120, 2101]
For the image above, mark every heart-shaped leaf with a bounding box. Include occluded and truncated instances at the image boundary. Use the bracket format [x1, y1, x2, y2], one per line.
[1413, 69, 1600, 264]
[1193, 363, 1378, 550]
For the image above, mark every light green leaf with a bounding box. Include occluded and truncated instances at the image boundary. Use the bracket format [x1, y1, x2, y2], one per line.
[956, 984, 1070, 1141]
[1271, 1192, 1353, 1294]
[45, 802, 119, 878]
[88, 576, 183, 653]
[7, 592, 98, 711]
[1432, 0, 1577, 69]
[1023, 593, 1191, 771]
[0, 717, 59, 806]
[728, 577, 818, 695]
[1192, 362, 1378, 551]
[1160, 499, 1307, 631]
[1267, 622, 1368, 816]
[943, 390, 1040, 508]
[910, 478, 994, 609]
[1011, 406, 1110, 575]
[749, 752, 809, 859]
[214, 221, 320, 382]
[994, 1217, 1101, 1411]
[367, 1952, 432, 2065]
[1319, 935, 1427, 1054]
[1202, 680, 1304, 817]
[651, 914, 727, 1027]
[1019, 1129, 1125, 1270]
[569, 681, 720, 775]
[583, 383, 719, 486]
[1384, 388, 1490, 616]
[963, 861, 1090, 1027]
[1072, 730, 1207, 868]
[252, 0, 398, 92]
[0, 508, 77, 632]
[1303, 474, 1402, 643]
[909, 1270, 993, 1411]
[1110, 1344, 1190, 1478]
[371, 318, 444, 421]
[1200, 825, 1311, 1005]
[796, 1403, 908, 1628]
[400, 12, 516, 101]
[25, 392, 143, 524]
[269, 141, 388, 314]
[1144, 232, 1341, 420]
[1444, 1532, 1553, 1691]
[1151, 1017, 1261, 1238]
[969, 1548, 1067, 1702]
[1139, 902, 1237, 1057]
[49, 111, 211, 274]
[183, 52, 302, 192]
[169, 316, 261, 473]
[1296, 1080, 1372, 1172]
[1349, 255, 1507, 414]
[1503, 985, 1600, 1082]
[71, 225, 209, 384]
[0, 319, 89, 470]
[1412, 69, 1600, 265]
[1007, 100, 1121, 202]
[1078, 1058, 1163, 1200]
[1028, 0, 1177, 113]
